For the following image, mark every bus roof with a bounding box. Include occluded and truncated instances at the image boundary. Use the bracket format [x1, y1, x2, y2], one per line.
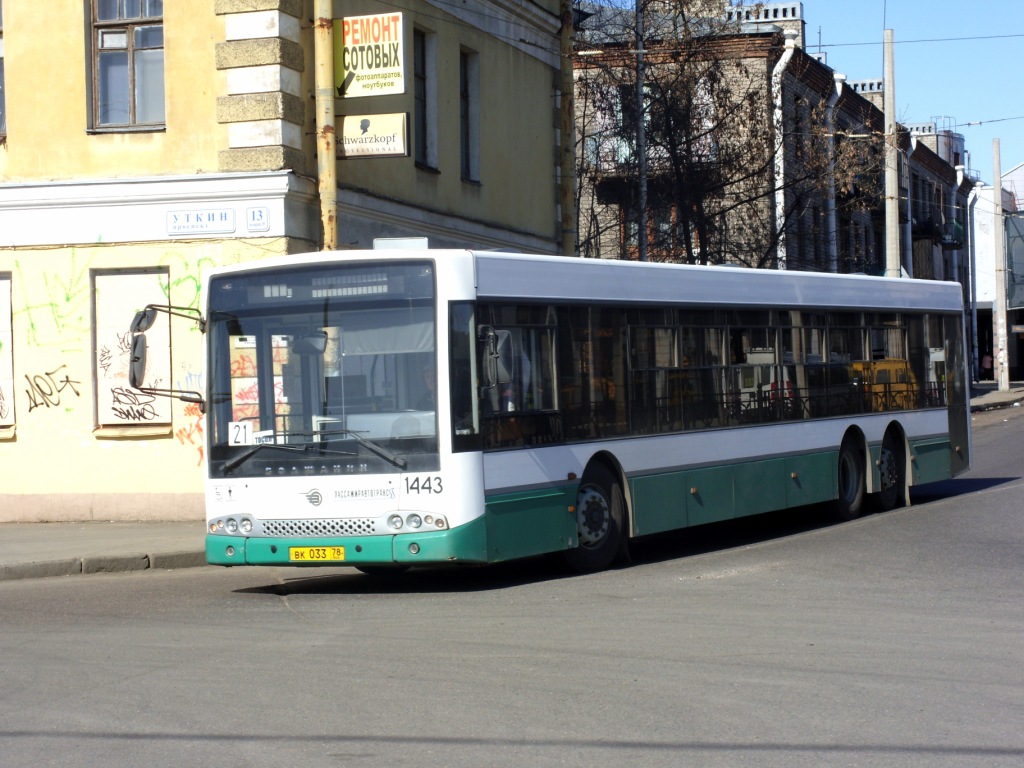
[202, 249, 963, 314]
[470, 252, 964, 313]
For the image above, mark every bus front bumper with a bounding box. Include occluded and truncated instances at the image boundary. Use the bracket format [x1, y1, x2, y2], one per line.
[206, 517, 489, 567]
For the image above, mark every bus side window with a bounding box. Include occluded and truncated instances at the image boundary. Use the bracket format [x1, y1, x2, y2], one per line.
[450, 302, 481, 451]
[486, 327, 556, 413]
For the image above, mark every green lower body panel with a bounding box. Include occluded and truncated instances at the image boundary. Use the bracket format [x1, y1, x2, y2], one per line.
[629, 450, 840, 535]
[484, 484, 576, 562]
[206, 515, 491, 567]
[910, 438, 954, 485]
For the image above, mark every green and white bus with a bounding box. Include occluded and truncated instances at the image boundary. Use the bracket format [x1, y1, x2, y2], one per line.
[130, 250, 971, 572]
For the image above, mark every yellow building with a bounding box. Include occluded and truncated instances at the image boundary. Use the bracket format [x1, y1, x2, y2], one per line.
[0, 0, 563, 521]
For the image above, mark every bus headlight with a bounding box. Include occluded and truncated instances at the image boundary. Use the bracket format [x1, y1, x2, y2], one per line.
[407, 514, 422, 529]
[388, 514, 404, 530]
[225, 518, 238, 534]
[240, 518, 253, 533]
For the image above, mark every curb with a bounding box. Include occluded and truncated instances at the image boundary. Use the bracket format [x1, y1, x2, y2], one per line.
[970, 398, 1024, 413]
[0, 551, 208, 582]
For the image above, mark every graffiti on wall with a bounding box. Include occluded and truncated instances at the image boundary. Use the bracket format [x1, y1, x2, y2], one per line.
[24, 365, 82, 412]
[109, 387, 160, 422]
[3, 244, 279, 463]
[177, 402, 205, 466]
[160, 252, 216, 330]
[14, 253, 92, 350]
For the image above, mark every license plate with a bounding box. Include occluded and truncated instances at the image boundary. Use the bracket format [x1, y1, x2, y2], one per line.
[288, 546, 345, 562]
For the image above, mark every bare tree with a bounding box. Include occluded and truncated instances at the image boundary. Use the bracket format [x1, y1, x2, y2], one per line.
[574, 0, 884, 271]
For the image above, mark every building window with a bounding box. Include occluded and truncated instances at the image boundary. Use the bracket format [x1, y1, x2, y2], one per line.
[459, 49, 480, 182]
[92, 0, 165, 129]
[0, 273, 13, 430]
[413, 28, 436, 169]
[93, 269, 171, 427]
[1, 0, 6, 140]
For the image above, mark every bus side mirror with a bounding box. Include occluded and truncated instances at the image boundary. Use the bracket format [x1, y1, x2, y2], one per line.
[479, 326, 513, 389]
[129, 333, 147, 389]
[493, 330, 513, 385]
[130, 307, 158, 333]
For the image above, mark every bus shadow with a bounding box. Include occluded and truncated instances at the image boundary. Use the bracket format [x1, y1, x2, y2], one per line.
[237, 558, 577, 596]
[909, 475, 1016, 504]
[237, 476, 1013, 596]
[627, 504, 835, 567]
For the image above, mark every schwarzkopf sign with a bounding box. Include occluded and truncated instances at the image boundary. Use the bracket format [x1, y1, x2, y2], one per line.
[338, 114, 407, 158]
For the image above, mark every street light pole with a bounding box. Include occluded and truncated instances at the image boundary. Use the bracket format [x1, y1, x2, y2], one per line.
[993, 138, 1010, 391]
[883, 29, 900, 278]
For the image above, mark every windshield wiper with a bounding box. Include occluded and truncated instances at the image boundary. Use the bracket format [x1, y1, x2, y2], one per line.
[221, 442, 357, 475]
[315, 427, 408, 471]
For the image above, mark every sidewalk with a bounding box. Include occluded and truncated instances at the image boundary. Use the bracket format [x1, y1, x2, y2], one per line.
[3, 383, 1024, 583]
[0, 522, 206, 582]
[969, 380, 1024, 411]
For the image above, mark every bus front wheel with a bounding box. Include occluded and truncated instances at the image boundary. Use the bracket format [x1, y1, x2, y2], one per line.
[563, 464, 625, 572]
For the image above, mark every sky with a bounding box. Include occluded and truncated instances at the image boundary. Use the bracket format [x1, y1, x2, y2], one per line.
[801, 0, 1024, 179]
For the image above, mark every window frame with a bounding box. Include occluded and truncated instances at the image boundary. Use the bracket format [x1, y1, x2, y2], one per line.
[459, 47, 480, 183]
[90, 0, 165, 132]
[413, 27, 437, 170]
[0, 272, 14, 433]
[1, 0, 7, 141]
[92, 267, 173, 431]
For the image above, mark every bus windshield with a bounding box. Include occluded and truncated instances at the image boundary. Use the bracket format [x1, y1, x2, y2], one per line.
[205, 261, 438, 478]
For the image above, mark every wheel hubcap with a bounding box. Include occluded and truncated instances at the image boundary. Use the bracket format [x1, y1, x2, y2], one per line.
[576, 486, 610, 548]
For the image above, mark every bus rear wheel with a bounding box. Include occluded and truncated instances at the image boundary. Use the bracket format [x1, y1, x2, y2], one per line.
[833, 434, 865, 521]
[563, 464, 626, 573]
[876, 431, 905, 511]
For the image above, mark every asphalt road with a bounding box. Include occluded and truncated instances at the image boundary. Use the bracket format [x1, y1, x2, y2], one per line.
[2, 409, 1022, 768]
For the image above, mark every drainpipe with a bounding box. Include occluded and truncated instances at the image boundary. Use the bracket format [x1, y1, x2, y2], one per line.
[903, 137, 915, 277]
[771, 29, 798, 269]
[314, 0, 338, 250]
[824, 73, 845, 273]
[951, 166, 962, 283]
[559, 0, 577, 257]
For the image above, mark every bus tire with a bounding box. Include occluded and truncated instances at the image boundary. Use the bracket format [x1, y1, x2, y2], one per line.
[833, 434, 865, 521]
[563, 464, 626, 573]
[876, 430, 905, 511]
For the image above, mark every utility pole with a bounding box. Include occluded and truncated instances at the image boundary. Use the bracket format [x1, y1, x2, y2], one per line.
[993, 138, 1009, 391]
[635, 0, 647, 262]
[883, 29, 900, 278]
